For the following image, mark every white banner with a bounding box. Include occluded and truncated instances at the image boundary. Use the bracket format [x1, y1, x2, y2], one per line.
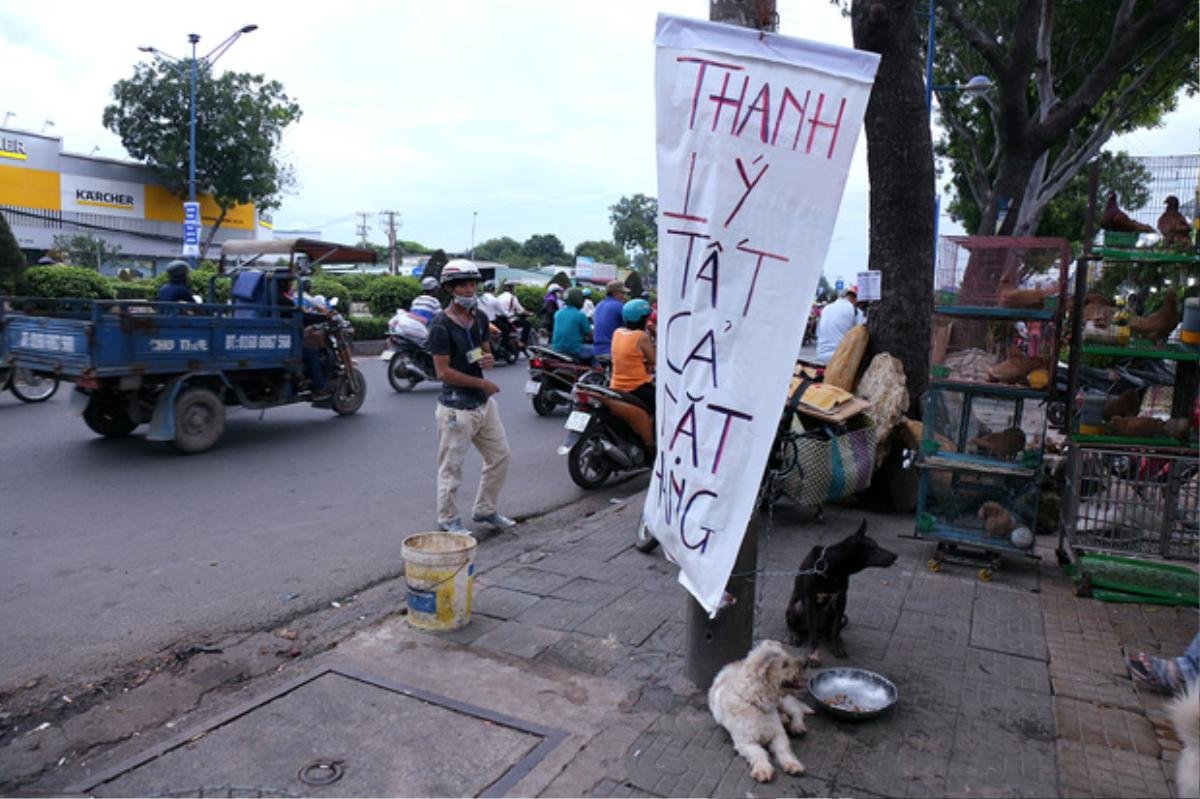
[647, 15, 878, 615]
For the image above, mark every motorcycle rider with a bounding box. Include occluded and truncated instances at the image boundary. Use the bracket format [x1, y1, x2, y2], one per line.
[493, 280, 528, 349]
[156, 260, 197, 303]
[541, 283, 564, 337]
[277, 276, 331, 399]
[610, 298, 656, 414]
[581, 288, 596, 320]
[426, 260, 516, 533]
[592, 280, 628, 360]
[387, 276, 442, 346]
[551, 287, 594, 362]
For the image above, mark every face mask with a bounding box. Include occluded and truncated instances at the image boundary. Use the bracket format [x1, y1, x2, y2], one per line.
[453, 296, 477, 310]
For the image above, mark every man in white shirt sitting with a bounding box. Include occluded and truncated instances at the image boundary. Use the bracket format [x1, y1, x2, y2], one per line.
[815, 285, 865, 364]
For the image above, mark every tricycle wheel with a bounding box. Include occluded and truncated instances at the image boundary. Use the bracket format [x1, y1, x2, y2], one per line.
[333, 368, 367, 415]
[387, 352, 419, 393]
[83, 394, 137, 438]
[172, 387, 225, 454]
[10, 369, 59, 403]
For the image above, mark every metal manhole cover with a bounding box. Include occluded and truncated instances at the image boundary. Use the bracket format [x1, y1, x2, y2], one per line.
[74, 667, 567, 798]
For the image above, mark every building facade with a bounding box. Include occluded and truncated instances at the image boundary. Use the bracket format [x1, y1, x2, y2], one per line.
[0, 126, 268, 275]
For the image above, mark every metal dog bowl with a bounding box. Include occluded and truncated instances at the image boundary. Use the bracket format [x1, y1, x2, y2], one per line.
[807, 668, 898, 720]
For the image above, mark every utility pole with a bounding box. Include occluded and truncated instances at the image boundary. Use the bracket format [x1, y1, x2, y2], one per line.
[379, 210, 401, 275]
[683, 0, 777, 692]
[355, 212, 371, 248]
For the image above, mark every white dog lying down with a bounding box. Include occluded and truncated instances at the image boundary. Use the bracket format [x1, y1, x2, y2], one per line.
[1169, 681, 1199, 799]
[708, 639, 815, 782]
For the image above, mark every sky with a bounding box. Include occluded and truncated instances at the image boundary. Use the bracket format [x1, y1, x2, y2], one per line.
[2, 0, 1196, 285]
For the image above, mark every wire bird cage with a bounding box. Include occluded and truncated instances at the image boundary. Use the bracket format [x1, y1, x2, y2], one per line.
[1065, 446, 1199, 561]
[1094, 154, 1200, 247]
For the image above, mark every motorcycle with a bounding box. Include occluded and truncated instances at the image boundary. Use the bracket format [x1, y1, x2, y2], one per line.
[385, 333, 438, 393]
[310, 308, 366, 415]
[0, 365, 60, 403]
[560, 381, 655, 489]
[489, 321, 520, 365]
[525, 344, 606, 415]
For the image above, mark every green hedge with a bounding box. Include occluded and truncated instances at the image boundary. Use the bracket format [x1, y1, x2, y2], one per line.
[349, 315, 388, 340]
[17, 265, 114, 299]
[106, 278, 155, 300]
[366, 275, 421, 317]
[324, 272, 379, 301]
[308, 275, 351, 312]
[515, 284, 546, 315]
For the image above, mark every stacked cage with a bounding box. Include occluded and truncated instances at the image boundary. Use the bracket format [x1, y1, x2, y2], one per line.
[916, 237, 1071, 578]
[1059, 155, 1200, 596]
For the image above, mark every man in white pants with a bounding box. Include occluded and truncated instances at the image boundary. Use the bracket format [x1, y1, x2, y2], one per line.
[815, 285, 865, 364]
[426, 260, 516, 533]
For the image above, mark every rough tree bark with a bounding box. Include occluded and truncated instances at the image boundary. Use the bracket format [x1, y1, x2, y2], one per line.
[852, 0, 935, 418]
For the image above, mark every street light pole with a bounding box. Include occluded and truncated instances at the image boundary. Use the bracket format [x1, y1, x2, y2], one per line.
[139, 25, 257, 269]
[469, 211, 477, 259]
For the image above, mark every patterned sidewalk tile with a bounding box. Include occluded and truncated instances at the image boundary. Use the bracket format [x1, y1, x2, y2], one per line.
[516, 595, 604, 632]
[1057, 738, 1172, 799]
[958, 680, 1055, 744]
[472, 585, 542, 620]
[1054, 695, 1161, 757]
[469, 619, 564, 659]
[963, 647, 1052, 695]
[577, 588, 679, 647]
[971, 590, 1049, 661]
[945, 716, 1057, 798]
[549, 576, 631, 605]
[535, 631, 631, 677]
[901, 572, 977, 621]
[489, 565, 578, 595]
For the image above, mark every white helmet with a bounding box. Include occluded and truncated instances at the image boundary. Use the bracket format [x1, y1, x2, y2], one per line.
[440, 259, 482, 286]
[420, 276, 439, 291]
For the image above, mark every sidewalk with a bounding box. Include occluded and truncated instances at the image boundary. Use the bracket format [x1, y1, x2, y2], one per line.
[50, 493, 1198, 797]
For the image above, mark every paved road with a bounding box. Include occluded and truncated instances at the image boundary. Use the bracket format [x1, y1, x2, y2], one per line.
[0, 357, 628, 690]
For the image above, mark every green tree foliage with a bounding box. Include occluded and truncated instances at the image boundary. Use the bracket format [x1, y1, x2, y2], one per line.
[366, 275, 421, 317]
[17, 265, 115, 299]
[609, 194, 658, 273]
[473, 237, 524, 263]
[50, 234, 123, 272]
[574, 239, 630, 269]
[0, 211, 26, 291]
[399, 240, 430, 254]
[103, 60, 302, 255]
[523, 234, 568, 266]
[933, 0, 1198, 235]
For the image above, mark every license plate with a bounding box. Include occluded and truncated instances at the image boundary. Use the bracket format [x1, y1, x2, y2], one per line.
[565, 410, 591, 432]
[524, 379, 541, 395]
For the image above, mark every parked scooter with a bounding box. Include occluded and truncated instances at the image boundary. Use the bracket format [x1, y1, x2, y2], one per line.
[525, 344, 606, 415]
[0, 365, 59, 403]
[559, 381, 655, 489]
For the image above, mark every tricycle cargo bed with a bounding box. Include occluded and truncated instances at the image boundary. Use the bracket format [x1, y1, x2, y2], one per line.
[2, 299, 301, 378]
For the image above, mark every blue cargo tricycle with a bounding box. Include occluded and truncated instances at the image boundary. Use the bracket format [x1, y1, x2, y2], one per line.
[0, 238, 372, 453]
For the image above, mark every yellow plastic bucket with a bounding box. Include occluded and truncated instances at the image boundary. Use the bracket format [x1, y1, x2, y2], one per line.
[401, 532, 477, 630]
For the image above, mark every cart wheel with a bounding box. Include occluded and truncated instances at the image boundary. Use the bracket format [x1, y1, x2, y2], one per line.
[172, 386, 225, 454]
[978, 568, 993, 582]
[927, 558, 941, 573]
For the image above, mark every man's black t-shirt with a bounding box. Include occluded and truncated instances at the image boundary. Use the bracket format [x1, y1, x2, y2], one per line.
[427, 308, 491, 409]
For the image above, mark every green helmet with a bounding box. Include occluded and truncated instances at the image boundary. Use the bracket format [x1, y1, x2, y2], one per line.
[565, 287, 585, 308]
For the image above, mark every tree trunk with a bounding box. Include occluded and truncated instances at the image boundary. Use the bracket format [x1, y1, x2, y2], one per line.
[852, 0, 934, 418]
[200, 208, 228, 263]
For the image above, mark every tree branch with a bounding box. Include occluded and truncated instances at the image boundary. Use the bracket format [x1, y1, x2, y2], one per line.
[1034, 0, 1194, 147]
[1033, 0, 1056, 119]
[940, 103, 992, 212]
[940, 0, 1006, 71]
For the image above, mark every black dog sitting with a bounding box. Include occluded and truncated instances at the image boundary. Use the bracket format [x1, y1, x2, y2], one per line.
[784, 519, 897, 662]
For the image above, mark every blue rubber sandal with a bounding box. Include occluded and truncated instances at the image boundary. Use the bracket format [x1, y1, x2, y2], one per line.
[1123, 646, 1182, 695]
